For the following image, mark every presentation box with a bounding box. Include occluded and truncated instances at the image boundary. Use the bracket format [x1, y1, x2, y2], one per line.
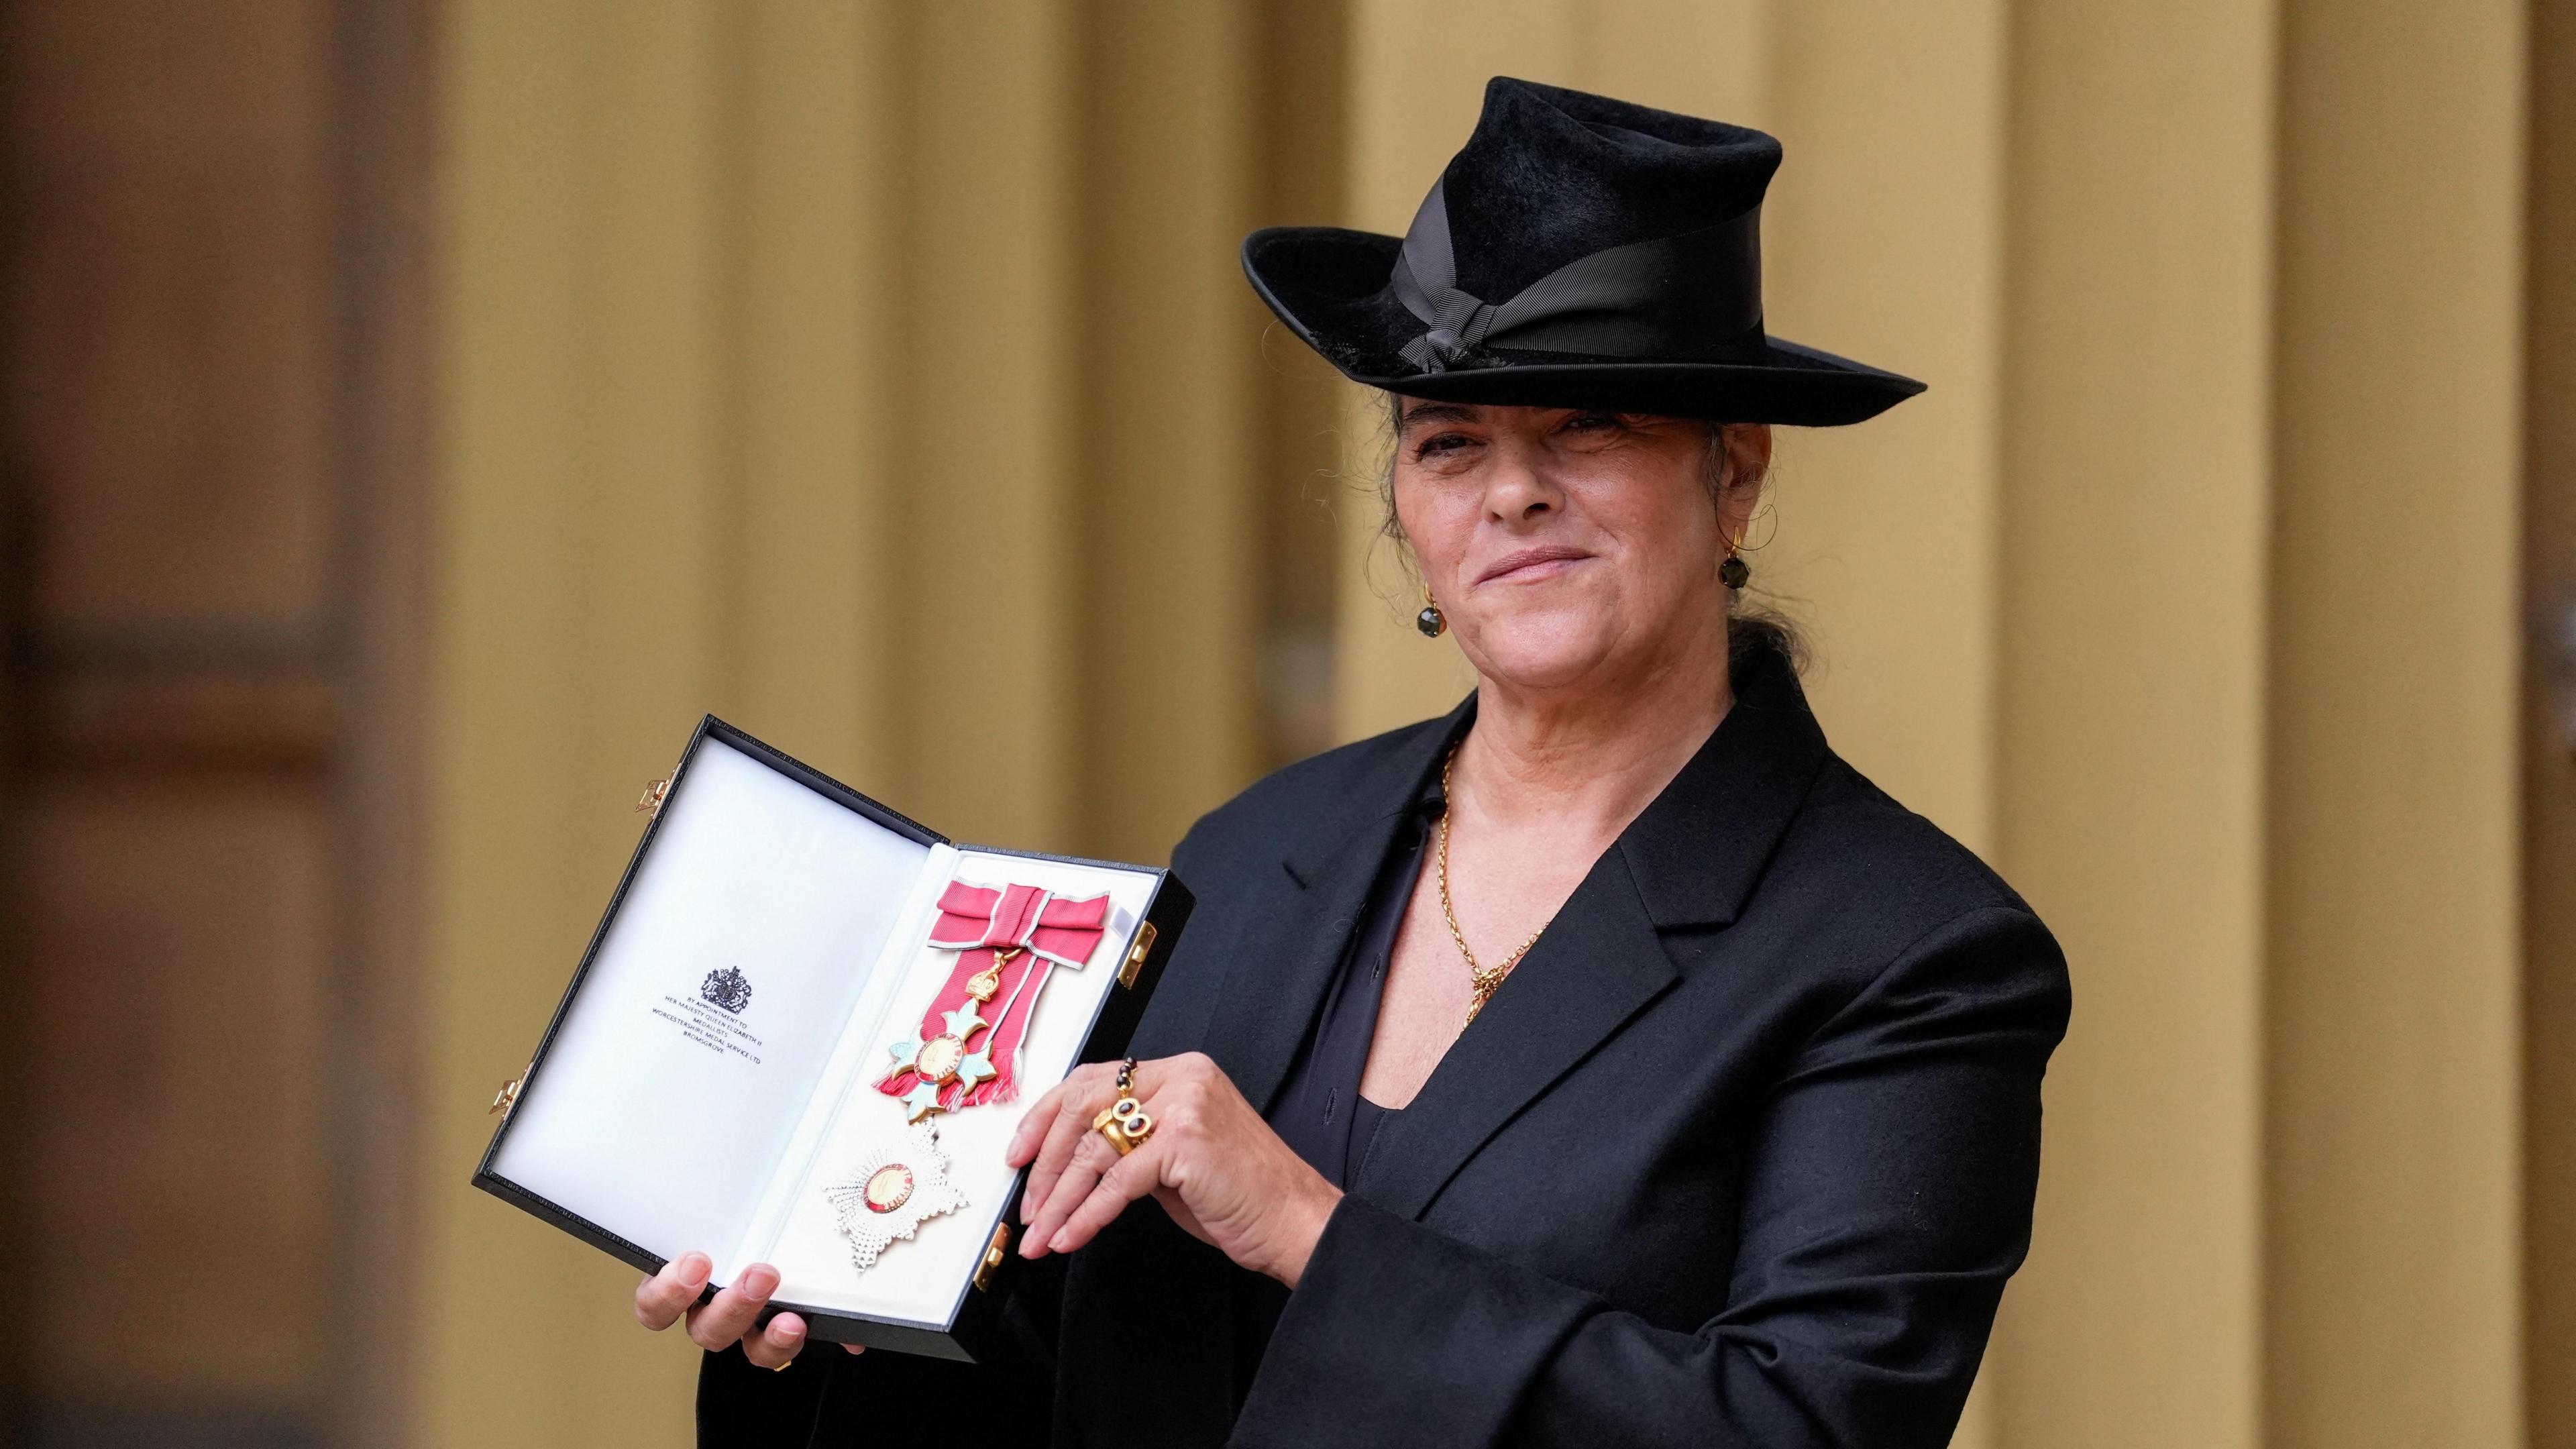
[472, 716, 1192, 1360]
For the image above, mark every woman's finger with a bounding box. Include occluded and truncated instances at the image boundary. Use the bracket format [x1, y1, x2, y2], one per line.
[740, 1310, 808, 1370]
[1005, 1077, 1073, 1166]
[635, 1251, 712, 1331]
[1046, 1140, 1161, 1257]
[1020, 1064, 1116, 1222]
[684, 1263, 780, 1352]
[1022, 1129, 1122, 1256]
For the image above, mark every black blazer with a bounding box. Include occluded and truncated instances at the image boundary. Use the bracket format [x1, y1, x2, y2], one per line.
[701, 649, 2071, 1448]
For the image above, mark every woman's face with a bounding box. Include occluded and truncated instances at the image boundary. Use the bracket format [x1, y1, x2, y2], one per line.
[1391, 400, 1767, 696]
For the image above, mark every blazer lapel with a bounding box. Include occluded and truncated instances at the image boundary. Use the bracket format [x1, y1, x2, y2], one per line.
[1198, 702, 1469, 1114]
[1356, 845, 1675, 1220]
[1354, 646, 1832, 1220]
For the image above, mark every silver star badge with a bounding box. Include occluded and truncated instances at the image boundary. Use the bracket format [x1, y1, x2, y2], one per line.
[822, 1122, 971, 1273]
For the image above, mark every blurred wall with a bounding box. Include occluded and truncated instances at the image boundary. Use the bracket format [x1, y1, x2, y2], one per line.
[420, 4, 2545, 1448]
[0, 1, 432, 1444]
[1, 7, 345, 1435]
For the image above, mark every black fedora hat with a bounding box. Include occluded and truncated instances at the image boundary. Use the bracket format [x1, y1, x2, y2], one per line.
[1242, 77, 1923, 426]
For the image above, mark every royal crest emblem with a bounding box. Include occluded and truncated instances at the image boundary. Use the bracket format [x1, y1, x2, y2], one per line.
[699, 966, 753, 1014]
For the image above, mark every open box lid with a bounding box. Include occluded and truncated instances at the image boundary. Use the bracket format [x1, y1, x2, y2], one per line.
[474, 717, 1183, 1341]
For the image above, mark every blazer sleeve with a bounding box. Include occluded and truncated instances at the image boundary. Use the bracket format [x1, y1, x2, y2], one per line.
[1230, 904, 2071, 1449]
[694, 1252, 1066, 1448]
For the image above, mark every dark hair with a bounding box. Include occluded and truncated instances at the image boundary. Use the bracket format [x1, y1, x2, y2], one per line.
[1369, 392, 1809, 672]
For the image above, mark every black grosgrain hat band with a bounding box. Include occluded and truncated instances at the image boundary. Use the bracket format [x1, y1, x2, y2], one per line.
[1390, 178, 1766, 374]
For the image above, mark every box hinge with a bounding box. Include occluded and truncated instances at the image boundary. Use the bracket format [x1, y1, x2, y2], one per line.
[636, 772, 675, 817]
[1117, 921, 1157, 989]
[489, 1063, 531, 1116]
[974, 1222, 1012, 1291]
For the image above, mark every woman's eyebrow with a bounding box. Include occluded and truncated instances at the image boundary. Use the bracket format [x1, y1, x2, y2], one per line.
[1399, 401, 1483, 429]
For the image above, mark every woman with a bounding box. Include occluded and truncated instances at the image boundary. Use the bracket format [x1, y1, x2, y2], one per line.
[645, 77, 2069, 1448]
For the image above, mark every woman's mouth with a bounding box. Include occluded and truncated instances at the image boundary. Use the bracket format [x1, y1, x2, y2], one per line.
[1475, 546, 1592, 585]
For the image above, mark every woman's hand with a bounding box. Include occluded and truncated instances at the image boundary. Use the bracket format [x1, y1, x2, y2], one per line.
[633, 1253, 864, 1366]
[1006, 1052, 1342, 1287]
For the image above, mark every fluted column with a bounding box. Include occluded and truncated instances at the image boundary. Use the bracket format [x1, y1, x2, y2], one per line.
[426, 2, 739, 1442]
[2265, 0, 2526, 1442]
[1990, 5, 2278, 1446]
[725, 1, 904, 784]
[895, 0, 1082, 847]
[1075, 1, 1264, 864]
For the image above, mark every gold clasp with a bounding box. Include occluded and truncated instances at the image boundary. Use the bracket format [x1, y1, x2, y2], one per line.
[489, 1064, 530, 1115]
[973, 1222, 1012, 1291]
[1117, 921, 1157, 989]
[636, 773, 674, 816]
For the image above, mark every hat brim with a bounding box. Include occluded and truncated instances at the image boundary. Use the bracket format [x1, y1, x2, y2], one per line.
[1243, 225, 1925, 427]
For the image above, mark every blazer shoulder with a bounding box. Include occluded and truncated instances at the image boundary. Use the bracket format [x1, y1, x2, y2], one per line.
[1774, 752, 2051, 943]
[1173, 712, 1450, 870]
[1760, 755, 2070, 1042]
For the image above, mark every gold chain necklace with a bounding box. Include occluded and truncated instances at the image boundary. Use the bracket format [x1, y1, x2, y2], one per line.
[1437, 743, 1550, 1031]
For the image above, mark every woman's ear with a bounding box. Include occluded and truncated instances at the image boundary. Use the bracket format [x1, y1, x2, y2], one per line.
[1717, 423, 1773, 539]
[1729, 423, 1774, 482]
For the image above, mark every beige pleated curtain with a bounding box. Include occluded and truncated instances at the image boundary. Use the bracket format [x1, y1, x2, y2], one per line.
[421, 3, 2535, 1446]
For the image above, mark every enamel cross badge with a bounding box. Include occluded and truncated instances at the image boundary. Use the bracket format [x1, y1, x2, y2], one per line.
[878, 879, 1111, 1119]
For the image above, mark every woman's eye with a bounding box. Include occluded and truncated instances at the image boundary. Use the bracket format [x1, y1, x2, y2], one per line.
[1415, 433, 1474, 458]
[1564, 412, 1623, 433]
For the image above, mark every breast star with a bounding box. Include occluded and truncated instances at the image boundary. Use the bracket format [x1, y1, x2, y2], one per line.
[824, 1121, 971, 1274]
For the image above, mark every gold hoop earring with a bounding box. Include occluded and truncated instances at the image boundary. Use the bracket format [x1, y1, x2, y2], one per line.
[1416, 587, 1446, 637]
[1737, 501, 1778, 553]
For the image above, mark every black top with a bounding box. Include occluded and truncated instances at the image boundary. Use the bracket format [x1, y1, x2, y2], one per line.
[700, 641, 2072, 1449]
[1226, 766, 1437, 1401]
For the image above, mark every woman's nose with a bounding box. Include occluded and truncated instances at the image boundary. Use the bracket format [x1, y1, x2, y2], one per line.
[1481, 452, 1562, 521]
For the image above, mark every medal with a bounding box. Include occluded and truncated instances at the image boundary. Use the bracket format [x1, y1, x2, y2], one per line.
[879, 880, 1112, 1118]
[828, 876, 1118, 1279]
[883, 953, 1009, 1120]
[823, 1121, 970, 1273]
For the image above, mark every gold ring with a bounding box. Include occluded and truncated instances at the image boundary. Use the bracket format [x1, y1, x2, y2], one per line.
[1093, 1097, 1153, 1155]
[1092, 1058, 1153, 1154]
